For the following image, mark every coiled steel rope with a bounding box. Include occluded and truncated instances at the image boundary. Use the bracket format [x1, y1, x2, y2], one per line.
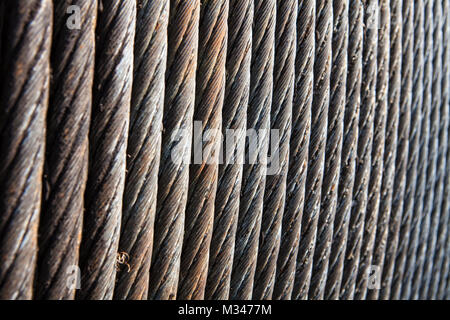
[148, 0, 199, 300]
[273, 0, 314, 300]
[35, 0, 96, 300]
[253, 0, 296, 300]
[325, 0, 357, 300]
[383, 0, 413, 300]
[401, 0, 425, 300]
[354, 0, 379, 300]
[77, 0, 135, 300]
[178, 0, 227, 300]
[230, 0, 275, 300]
[113, 0, 168, 300]
[420, 0, 444, 299]
[205, 0, 251, 300]
[410, 0, 435, 300]
[309, 0, 347, 300]
[339, 0, 364, 300]
[292, 0, 332, 300]
[0, 0, 52, 300]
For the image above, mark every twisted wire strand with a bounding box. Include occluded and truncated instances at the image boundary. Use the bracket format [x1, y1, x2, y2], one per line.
[325, 1, 358, 300]
[230, 0, 275, 300]
[273, 0, 314, 300]
[309, 0, 347, 300]
[376, 0, 404, 300]
[400, 0, 425, 300]
[436, 0, 450, 300]
[420, 0, 445, 299]
[0, 0, 52, 300]
[361, 0, 390, 300]
[253, 0, 295, 300]
[354, 0, 380, 300]
[205, 0, 251, 300]
[368, 0, 399, 301]
[424, 1, 449, 299]
[382, 0, 413, 300]
[410, 0, 434, 300]
[77, 0, 135, 300]
[178, 0, 227, 300]
[292, 0, 332, 300]
[339, 0, 365, 300]
[148, 0, 199, 300]
[35, 0, 96, 300]
[113, 0, 168, 300]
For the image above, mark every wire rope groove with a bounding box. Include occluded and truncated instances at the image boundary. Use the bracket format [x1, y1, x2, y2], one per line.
[205, 0, 252, 300]
[420, 0, 445, 299]
[292, 0, 332, 300]
[0, 0, 52, 300]
[339, 0, 364, 300]
[252, 0, 296, 300]
[380, 0, 412, 300]
[148, 0, 199, 300]
[354, 0, 379, 300]
[113, 0, 168, 300]
[35, 0, 96, 300]
[178, 0, 228, 300]
[77, 0, 135, 300]
[230, 0, 275, 300]
[273, 0, 314, 300]
[309, 0, 347, 300]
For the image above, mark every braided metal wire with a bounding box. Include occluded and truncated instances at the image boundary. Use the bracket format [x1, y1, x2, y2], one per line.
[205, 0, 252, 300]
[35, 0, 96, 300]
[292, 0, 332, 300]
[148, 0, 199, 300]
[230, 0, 275, 300]
[113, 0, 168, 300]
[309, 0, 347, 300]
[253, 0, 296, 299]
[273, 0, 314, 300]
[0, 0, 52, 300]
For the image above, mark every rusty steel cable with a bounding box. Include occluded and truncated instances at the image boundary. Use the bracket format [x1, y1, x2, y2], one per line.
[113, 0, 168, 300]
[273, 0, 314, 300]
[178, 0, 227, 300]
[382, 0, 412, 300]
[230, 0, 275, 300]
[401, 0, 425, 300]
[410, 0, 435, 300]
[309, 0, 347, 300]
[420, 0, 445, 299]
[35, 0, 96, 300]
[148, 0, 199, 300]
[354, 0, 379, 300]
[339, 0, 364, 300]
[0, 0, 52, 300]
[253, 0, 296, 300]
[205, 0, 251, 300]
[292, 0, 332, 300]
[77, 0, 135, 300]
